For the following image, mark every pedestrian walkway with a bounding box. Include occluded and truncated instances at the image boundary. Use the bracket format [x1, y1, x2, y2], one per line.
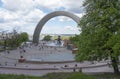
[0, 42, 119, 76]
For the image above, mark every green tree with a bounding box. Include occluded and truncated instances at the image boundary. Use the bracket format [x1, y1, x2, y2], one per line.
[43, 35, 52, 41]
[0, 31, 29, 50]
[20, 32, 29, 42]
[77, 0, 120, 74]
[69, 35, 79, 47]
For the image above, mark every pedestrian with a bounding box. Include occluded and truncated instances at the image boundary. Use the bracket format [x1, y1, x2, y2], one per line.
[14, 63, 16, 66]
[5, 62, 7, 66]
[79, 68, 82, 72]
[20, 50, 22, 54]
[39, 47, 41, 51]
[23, 49, 26, 52]
[75, 64, 77, 67]
[64, 65, 66, 67]
[73, 68, 76, 72]
[7, 51, 10, 54]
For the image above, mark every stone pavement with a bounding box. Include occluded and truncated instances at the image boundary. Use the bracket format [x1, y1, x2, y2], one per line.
[0, 42, 119, 76]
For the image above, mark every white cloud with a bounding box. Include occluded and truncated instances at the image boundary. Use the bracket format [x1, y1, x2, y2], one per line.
[2, 0, 35, 12]
[57, 13, 84, 22]
[35, 0, 62, 10]
[24, 8, 46, 23]
[58, 16, 72, 22]
[75, 13, 85, 18]
[0, 6, 46, 34]
[34, 0, 84, 13]
[61, 0, 84, 13]
[64, 26, 78, 31]
[0, 0, 84, 35]
[41, 25, 80, 34]
[0, 8, 20, 22]
[1, 0, 84, 13]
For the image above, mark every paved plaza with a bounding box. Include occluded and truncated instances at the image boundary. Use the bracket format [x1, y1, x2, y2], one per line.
[0, 41, 119, 76]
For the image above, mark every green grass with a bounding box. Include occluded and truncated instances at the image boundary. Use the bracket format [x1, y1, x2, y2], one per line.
[0, 72, 120, 79]
[43, 72, 95, 79]
[0, 74, 42, 79]
[93, 73, 120, 79]
[0, 72, 96, 79]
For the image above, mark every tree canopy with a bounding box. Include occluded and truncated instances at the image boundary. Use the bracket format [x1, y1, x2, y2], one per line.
[43, 35, 52, 41]
[20, 32, 29, 42]
[0, 30, 29, 50]
[76, 0, 120, 73]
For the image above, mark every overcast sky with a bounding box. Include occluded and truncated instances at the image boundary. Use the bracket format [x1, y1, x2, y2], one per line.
[0, 0, 84, 35]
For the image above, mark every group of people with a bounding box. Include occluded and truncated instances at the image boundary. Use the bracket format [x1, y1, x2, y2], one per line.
[63, 64, 82, 72]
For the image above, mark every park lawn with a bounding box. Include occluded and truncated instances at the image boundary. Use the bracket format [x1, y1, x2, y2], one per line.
[0, 74, 42, 79]
[0, 72, 120, 79]
[42, 72, 96, 79]
[0, 72, 95, 79]
[92, 73, 120, 79]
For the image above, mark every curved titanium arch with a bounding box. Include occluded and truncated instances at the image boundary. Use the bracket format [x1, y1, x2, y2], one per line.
[33, 11, 80, 43]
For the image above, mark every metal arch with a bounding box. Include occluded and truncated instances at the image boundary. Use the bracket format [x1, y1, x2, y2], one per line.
[33, 11, 80, 43]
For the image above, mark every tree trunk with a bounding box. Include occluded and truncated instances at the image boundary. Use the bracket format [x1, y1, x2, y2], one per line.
[111, 57, 119, 74]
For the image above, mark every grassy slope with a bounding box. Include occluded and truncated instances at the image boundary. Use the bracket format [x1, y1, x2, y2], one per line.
[43, 72, 95, 79]
[0, 74, 41, 79]
[0, 73, 95, 79]
[93, 73, 120, 79]
[0, 72, 120, 79]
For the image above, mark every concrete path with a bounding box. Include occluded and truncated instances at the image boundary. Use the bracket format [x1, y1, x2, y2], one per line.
[0, 42, 119, 76]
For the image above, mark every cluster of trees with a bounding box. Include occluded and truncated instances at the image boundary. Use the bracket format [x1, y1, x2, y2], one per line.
[43, 35, 52, 41]
[74, 0, 120, 74]
[0, 30, 29, 50]
[69, 35, 79, 46]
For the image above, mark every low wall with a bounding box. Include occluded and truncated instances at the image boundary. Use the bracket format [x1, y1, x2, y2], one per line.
[24, 60, 76, 64]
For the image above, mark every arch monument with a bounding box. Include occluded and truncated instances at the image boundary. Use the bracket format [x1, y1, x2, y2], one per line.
[33, 11, 80, 43]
